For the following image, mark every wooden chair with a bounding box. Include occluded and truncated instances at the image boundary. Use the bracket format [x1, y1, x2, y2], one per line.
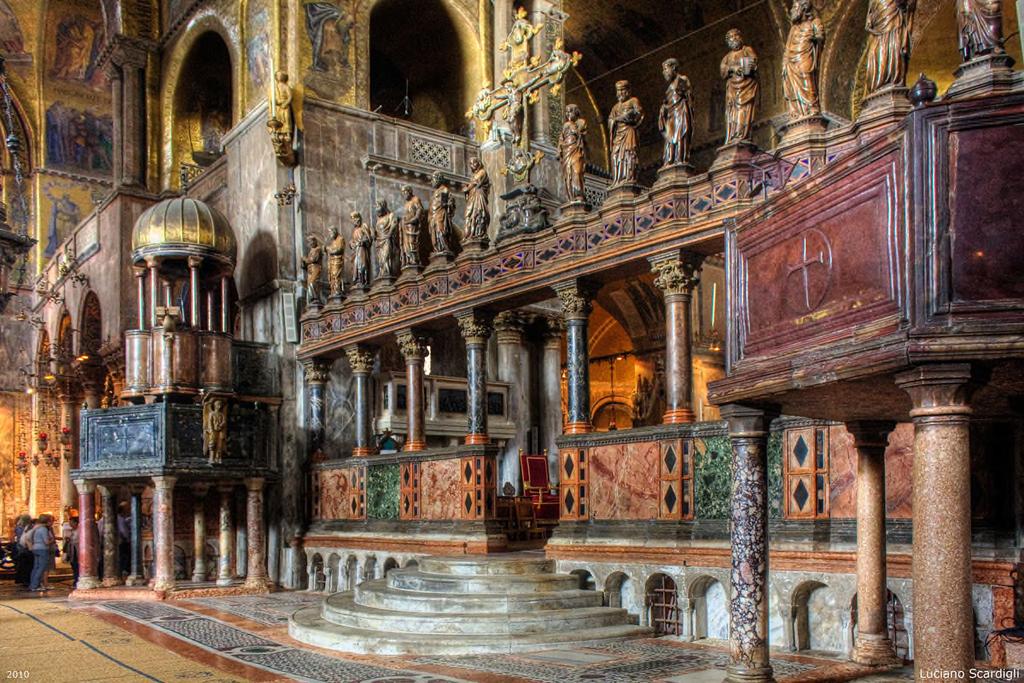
[519, 449, 560, 521]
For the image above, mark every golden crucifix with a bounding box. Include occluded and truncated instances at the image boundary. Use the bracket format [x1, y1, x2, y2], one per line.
[467, 7, 581, 183]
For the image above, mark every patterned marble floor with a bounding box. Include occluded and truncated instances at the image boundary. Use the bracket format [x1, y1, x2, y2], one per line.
[67, 591, 909, 683]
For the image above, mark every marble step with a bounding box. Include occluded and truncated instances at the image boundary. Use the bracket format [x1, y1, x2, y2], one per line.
[290, 605, 655, 655]
[387, 568, 580, 594]
[355, 580, 604, 613]
[418, 554, 554, 576]
[322, 592, 628, 635]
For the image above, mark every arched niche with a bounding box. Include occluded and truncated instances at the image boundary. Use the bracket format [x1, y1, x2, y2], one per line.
[368, 0, 479, 134]
[78, 291, 102, 360]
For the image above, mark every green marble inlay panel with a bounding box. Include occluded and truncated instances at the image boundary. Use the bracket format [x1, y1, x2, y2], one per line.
[366, 463, 400, 520]
[768, 431, 783, 520]
[695, 435, 732, 520]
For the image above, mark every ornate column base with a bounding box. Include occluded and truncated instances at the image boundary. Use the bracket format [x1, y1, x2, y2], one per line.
[124, 575, 144, 587]
[75, 576, 103, 590]
[663, 408, 695, 424]
[852, 633, 901, 667]
[403, 439, 427, 452]
[243, 578, 274, 592]
[564, 421, 592, 435]
[352, 446, 375, 456]
[465, 433, 489, 445]
[216, 577, 235, 587]
[724, 665, 776, 683]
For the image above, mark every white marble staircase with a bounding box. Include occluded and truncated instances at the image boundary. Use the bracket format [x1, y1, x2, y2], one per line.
[289, 554, 653, 654]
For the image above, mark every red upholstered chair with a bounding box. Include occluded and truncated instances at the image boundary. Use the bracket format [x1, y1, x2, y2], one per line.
[520, 450, 560, 521]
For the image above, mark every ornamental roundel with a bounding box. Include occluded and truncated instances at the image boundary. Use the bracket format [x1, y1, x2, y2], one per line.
[784, 228, 833, 315]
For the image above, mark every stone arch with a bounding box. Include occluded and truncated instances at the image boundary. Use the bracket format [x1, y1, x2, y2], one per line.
[326, 552, 341, 592]
[570, 568, 597, 591]
[403, 558, 419, 569]
[604, 571, 632, 610]
[77, 291, 102, 359]
[310, 552, 326, 592]
[382, 557, 399, 576]
[791, 579, 848, 653]
[362, 555, 378, 582]
[345, 554, 358, 590]
[160, 11, 242, 189]
[645, 572, 682, 635]
[689, 574, 729, 641]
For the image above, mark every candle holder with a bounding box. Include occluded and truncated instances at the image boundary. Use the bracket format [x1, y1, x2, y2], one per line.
[15, 451, 28, 475]
[36, 431, 48, 453]
[59, 425, 72, 449]
[44, 450, 61, 468]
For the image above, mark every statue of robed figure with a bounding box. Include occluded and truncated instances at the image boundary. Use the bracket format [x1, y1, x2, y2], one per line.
[658, 59, 693, 168]
[558, 104, 587, 203]
[865, 0, 916, 92]
[349, 212, 371, 291]
[781, 0, 825, 119]
[374, 200, 399, 282]
[429, 172, 456, 257]
[957, 0, 1005, 62]
[608, 80, 644, 185]
[464, 158, 491, 242]
[721, 29, 759, 144]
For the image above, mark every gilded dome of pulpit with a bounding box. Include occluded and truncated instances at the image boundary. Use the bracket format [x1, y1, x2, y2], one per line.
[131, 196, 237, 265]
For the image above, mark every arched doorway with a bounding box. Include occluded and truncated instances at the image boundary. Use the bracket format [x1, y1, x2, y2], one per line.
[690, 575, 729, 641]
[171, 31, 233, 186]
[369, 0, 474, 134]
[646, 573, 681, 636]
[570, 568, 596, 591]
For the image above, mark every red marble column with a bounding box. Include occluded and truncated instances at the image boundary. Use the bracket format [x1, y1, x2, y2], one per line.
[847, 421, 899, 666]
[896, 364, 975, 680]
[397, 331, 429, 451]
[191, 483, 209, 582]
[151, 475, 177, 593]
[244, 477, 269, 590]
[74, 480, 101, 590]
[99, 485, 121, 586]
[650, 251, 703, 424]
[216, 485, 234, 587]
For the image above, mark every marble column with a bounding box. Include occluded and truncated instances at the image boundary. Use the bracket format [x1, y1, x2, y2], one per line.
[650, 251, 703, 424]
[244, 477, 269, 589]
[81, 370, 104, 410]
[151, 475, 176, 593]
[495, 311, 530, 491]
[116, 46, 147, 188]
[74, 480, 100, 589]
[303, 359, 330, 457]
[216, 485, 234, 586]
[125, 487, 144, 586]
[147, 257, 159, 329]
[99, 485, 121, 586]
[191, 484, 209, 582]
[721, 404, 774, 683]
[847, 421, 900, 666]
[397, 331, 430, 451]
[895, 364, 975, 679]
[188, 256, 202, 329]
[345, 345, 376, 456]
[457, 311, 494, 445]
[58, 391, 81, 511]
[105, 61, 123, 188]
[555, 281, 597, 434]
[540, 318, 565, 485]
[135, 266, 147, 330]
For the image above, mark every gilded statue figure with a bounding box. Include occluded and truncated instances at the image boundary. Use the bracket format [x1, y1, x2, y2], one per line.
[374, 200, 399, 281]
[464, 158, 490, 240]
[400, 185, 425, 269]
[782, 0, 825, 119]
[301, 234, 324, 303]
[429, 172, 456, 256]
[721, 29, 759, 143]
[558, 104, 587, 202]
[658, 59, 693, 167]
[326, 226, 345, 298]
[349, 212, 371, 290]
[273, 71, 293, 133]
[608, 80, 644, 185]
[203, 396, 227, 464]
[865, 0, 916, 92]
[957, 0, 1004, 62]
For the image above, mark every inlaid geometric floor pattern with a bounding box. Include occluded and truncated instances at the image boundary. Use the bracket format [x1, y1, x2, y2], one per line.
[190, 591, 324, 626]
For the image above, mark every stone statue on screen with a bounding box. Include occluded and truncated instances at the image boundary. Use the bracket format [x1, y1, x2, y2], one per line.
[429, 171, 455, 257]
[374, 200, 399, 282]
[464, 158, 490, 241]
[326, 226, 346, 299]
[608, 80, 644, 185]
[301, 234, 324, 304]
[203, 395, 227, 464]
[865, 0, 916, 92]
[721, 29, 759, 143]
[782, 0, 825, 119]
[559, 104, 587, 203]
[957, 0, 1004, 62]
[349, 212, 371, 291]
[658, 59, 693, 168]
[400, 185, 425, 269]
[273, 71, 293, 134]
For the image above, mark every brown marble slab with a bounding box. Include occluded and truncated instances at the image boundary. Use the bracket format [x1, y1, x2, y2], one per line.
[589, 441, 660, 520]
[420, 458, 461, 520]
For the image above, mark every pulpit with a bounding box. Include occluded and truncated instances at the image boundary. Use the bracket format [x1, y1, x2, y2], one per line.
[520, 450, 560, 522]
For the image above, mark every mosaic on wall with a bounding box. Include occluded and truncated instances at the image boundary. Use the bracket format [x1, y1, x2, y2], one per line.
[0, 1, 24, 54]
[302, 0, 356, 103]
[245, 0, 272, 112]
[37, 176, 102, 258]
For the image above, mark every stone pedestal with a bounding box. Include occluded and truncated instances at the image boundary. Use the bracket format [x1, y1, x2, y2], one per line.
[945, 53, 1019, 100]
[125, 487, 144, 586]
[654, 163, 695, 187]
[244, 477, 270, 590]
[217, 485, 234, 586]
[558, 200, 590, 221]
[151, 476, 176, 593]
[555, 282, 596, 435]
[721, 405, 775, 683]
[847, 421, 900, 667]
[896, 365, 975, 680]
[74, 480, 101, 590]
[457, 312, 494, 446]
[650, 252, 702, 424]
[397, 331, 429, 451]
[192, 484, 209, 582]
[779, 114, 827, 143]
[710, 141, 757, 173]
[99, 486, 121, 586]
[345, 346, 376, 456]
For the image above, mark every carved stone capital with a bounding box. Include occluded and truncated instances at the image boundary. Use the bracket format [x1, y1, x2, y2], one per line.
[650, 251, 703, 297]
[396, 331, 430, 361]
[302, 358, 331, 385]
[456, 311, 494, 346]
[344, 345, 375, 374]
[74, 479, 95, 495]
[895, 363, 974, 421]
[151, 475, 177, 491]
[493, 311, 527, 343]
[554, 281, 598, 321]
[719, 404, 774, 438]
[244, 477, 265, 492]
[845, 420, 897, 454]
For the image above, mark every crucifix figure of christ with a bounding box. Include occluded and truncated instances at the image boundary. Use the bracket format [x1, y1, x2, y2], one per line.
[467, 8, 581, 183]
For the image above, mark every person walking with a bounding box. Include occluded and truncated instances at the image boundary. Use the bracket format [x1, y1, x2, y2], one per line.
[27, 514, 57, 592]
[13, 514, 33, 586]
[62, 515, 80, 585]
